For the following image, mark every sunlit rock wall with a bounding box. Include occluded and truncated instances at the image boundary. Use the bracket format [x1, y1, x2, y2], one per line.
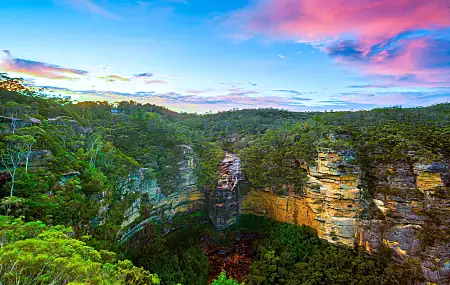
[242, 149, 361, 247]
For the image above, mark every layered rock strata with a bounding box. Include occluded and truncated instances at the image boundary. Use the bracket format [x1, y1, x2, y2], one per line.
[242, 150, 361, 246]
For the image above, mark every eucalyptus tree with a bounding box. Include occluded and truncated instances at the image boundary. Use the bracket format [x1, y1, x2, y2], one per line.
[0, 135, 36, 196]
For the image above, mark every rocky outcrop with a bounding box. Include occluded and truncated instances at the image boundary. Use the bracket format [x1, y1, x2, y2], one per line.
[0, 116, 33, 133]
[206, 153, 244, 230]
[241, 150, 450, 284]
[47, 116, 92, 134]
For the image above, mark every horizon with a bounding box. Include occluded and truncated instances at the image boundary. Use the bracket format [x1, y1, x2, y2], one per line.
[1, 0, 449, 113]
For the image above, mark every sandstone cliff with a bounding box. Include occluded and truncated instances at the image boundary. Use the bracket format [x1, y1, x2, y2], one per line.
[241, 150, 450, 284]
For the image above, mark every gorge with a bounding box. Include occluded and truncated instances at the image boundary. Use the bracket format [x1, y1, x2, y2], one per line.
[1, 82, 449, 284]
[119, 148, 450, 284]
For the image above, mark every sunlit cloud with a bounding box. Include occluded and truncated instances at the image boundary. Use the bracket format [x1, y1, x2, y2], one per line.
[0, 50, 88, 80]
[228, 0, 450, 87]
[231, 0, 450, 41]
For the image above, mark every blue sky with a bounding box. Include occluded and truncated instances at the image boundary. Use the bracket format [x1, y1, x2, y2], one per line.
[1, 0, 449, 113]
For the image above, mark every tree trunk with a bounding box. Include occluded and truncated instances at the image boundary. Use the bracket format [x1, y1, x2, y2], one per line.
[25, 153, 29, 174]
[10, 118, 16, 134]
[10, 172, 15, 197]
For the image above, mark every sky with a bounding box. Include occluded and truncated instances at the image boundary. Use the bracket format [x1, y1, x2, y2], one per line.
[0, 0, 449, 113]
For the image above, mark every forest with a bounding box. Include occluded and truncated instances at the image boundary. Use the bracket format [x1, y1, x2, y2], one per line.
[1, 73, 449, 284]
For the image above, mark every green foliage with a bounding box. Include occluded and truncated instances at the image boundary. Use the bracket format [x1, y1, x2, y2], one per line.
[194, 141, 224, 189]
[211, 271, 242, 285]
[1, 75, 448, 285]
[0, 216, 160, 285]
[239, 129, 308, 194]
[243, 215, 423, 285]
[124, 226, 209, 285]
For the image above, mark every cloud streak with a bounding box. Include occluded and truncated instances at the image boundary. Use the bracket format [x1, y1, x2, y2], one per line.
[134, 72, 154, 78]
[65, 0, 117, 19]
[144, 79, 168, 84]
[99, 74, 131, 82]
[0, 50, 88, 80]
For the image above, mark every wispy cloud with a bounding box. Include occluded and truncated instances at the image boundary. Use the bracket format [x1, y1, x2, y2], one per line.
[99, 74, 130, 82]
[64, 0, 117, 19]
[165, 0, 188, 4]
[144, 79, 168, 84]
[136, 1, 154, 8]
[220, 82, 244, 85]
[227, 88, 258, 96]
[0, 50, 88, 80]
[185, 88, 214, 95]
[278, 54, 286, 59]
[272, 89, 313, 100]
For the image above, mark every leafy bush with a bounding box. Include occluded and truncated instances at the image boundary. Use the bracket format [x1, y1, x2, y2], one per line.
[0, 216, 160, 285]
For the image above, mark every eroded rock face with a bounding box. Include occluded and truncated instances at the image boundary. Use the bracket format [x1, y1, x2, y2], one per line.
[206, 153, 244, 230]
[119, 145, 203, 242]
[242, 151, 450, 283]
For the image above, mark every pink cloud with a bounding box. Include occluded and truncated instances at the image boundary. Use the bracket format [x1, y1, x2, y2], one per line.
[0, 50, 88, 80]
[237, 0, 450, 41]
[339, 93, 408, 105]
[230, 0, 450, 87]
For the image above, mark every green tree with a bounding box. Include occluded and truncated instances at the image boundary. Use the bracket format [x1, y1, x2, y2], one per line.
[0, 134, 36, 196]
[211, 272, 242, 285]
[0, 216, 160, 285]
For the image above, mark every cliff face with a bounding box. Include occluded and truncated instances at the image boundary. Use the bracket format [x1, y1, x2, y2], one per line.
[242, 150, 361, 247]
[206, 153, 243, 230]
[241, 150, 450, 283]
[118, 145, 204, 242]
[357, 162, 450, 284]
